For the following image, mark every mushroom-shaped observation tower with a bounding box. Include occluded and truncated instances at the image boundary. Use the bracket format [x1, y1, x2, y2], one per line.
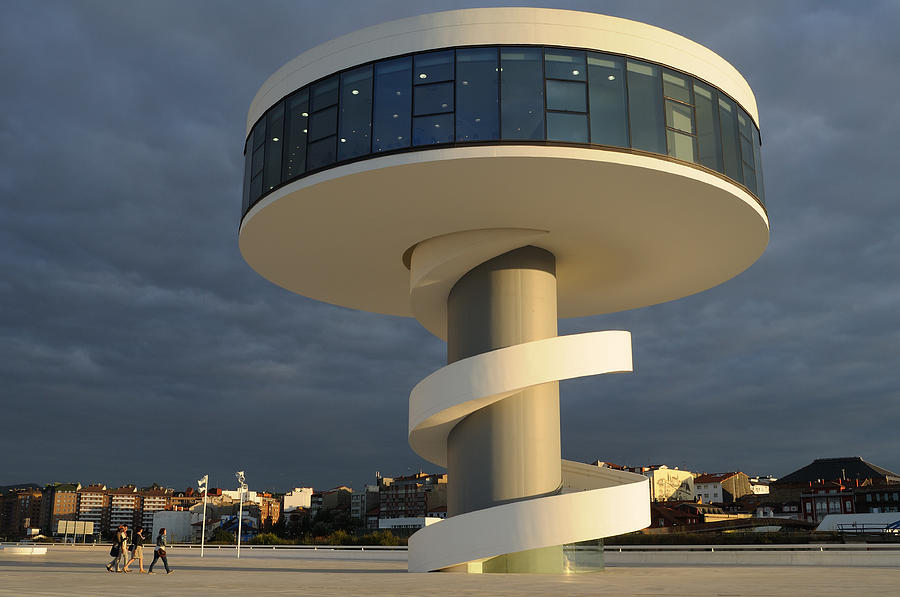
[239, 8, 768, 573]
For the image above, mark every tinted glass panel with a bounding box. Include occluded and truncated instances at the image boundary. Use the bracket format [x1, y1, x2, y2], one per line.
[667, 129, 696, 162]
[242, 147, 252, 213]
[250, 173, 262, 203]
[252, 119, 266, 150]
[740, 135, 754, 167]
[263, 102, 284, 192]
[547, 112, 588, 143]
[587, 53, 627, 147]
[501, 47, 544, 140]
[626, 60, 665, 153]
[414, 51, 454, 84]
[339, 65, 373, 160]
[662, 70, 692, 103]
[373, 57, 412, 152]
[456, 47, 499, 142]
[414, 82, 453, 115]
[693, 81, 722, 172]
[252, 146, 264, 176]
[753, 126, 765, 204]
[718, 96, 742, 183]
[307, 136, 336, 170]
[738, 110, 754, 142]
[311, 75, 339, 111]
[739, 111, 758, 194]
[413, 113, 453, 145]
[283, 90, 309, 181]
[665, 100, 694, 133]
[547, 80, 586, 112]
[251, 119, 265, 177]
[309, 106, 338, 141]
[544, 48, 586, 81]
[742, 160, 757, 194]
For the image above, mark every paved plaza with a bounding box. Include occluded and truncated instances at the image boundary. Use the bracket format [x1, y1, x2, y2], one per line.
[2, 547, 900, 596]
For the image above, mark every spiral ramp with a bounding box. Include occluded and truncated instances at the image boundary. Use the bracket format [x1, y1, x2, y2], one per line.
[406, 232, 651, 573]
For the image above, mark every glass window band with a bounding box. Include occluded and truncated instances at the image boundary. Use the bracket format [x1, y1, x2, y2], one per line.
[243, 45, 764, 218]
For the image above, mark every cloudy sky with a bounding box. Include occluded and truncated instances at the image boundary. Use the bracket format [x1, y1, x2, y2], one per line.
[2, 0, 898, 494]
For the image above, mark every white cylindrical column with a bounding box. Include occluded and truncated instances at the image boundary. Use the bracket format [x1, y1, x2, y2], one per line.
[445, 246, 564, 573]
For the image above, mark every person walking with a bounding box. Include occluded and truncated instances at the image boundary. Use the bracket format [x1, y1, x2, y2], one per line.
[123, 527, 146, 573]
[148, 527, 172, 574]
[105, 525, 128, 572]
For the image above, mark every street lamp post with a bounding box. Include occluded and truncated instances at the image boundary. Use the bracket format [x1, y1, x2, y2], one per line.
[197, 475, 209, 558]
[235, 471, 246, 559]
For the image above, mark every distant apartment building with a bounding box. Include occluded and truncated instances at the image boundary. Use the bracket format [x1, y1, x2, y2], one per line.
[800, 480, 856, 523]
[140, 489, 169, 534]
[41, 483, 81, 534]
[170, 488, 202, 510]
[108, 486, 140, 531]
[0, 487, 43, 538]
[379, 473, 447, 521]
[855, 485, 900, 514]
[283, 487, 314, 513]
[259, 492, 281, 528]
[694, 472, 752, 504]
[351, 485, 379, 523]
[309, 486, 352, 519]
[77, 485, 108, 533]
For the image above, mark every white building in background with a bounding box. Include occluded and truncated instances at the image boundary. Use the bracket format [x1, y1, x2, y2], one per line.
[152, 510, 194, 543]
[283, 487, 314, 512]
[749, 475, 777, 495]
[643, 466, 695, 502]
[221, 489, 261, 504]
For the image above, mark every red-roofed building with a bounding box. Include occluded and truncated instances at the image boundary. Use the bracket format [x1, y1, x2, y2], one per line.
[800, 480, 856, 523]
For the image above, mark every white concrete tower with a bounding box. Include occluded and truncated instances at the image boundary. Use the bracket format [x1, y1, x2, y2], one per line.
[239, 8, 768, 573]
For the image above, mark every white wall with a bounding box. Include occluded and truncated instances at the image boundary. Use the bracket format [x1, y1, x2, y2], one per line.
[152, 511, 193, 543]
[379, 517, 442, 530]
[221, 490, 261, 504]
[284, 487, 313, 511]
[645, 468, 695, 501]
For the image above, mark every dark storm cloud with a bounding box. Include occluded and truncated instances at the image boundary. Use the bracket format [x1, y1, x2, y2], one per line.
[1, 0, 898, 493]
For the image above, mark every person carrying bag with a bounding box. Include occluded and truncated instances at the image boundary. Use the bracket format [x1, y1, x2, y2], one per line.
[123, 527, 146, 573]
[148, 527, 172, 574]
[105, 525, 128, 572]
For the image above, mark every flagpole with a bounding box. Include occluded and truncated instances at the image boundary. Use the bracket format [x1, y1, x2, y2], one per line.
[235, 471, 245, 559]
[198, 475, 208, 558]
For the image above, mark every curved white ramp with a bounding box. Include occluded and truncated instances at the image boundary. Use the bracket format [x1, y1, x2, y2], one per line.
[407, 331, 650, 572]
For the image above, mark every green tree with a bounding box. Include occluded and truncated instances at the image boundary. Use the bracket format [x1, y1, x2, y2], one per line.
[210, 528, 235, 544]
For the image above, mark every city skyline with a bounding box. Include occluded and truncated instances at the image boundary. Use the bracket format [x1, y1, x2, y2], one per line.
[2, 0, 899, 492]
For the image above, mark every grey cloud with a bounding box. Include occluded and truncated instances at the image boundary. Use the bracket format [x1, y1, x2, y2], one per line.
[1, 0, 898, 492]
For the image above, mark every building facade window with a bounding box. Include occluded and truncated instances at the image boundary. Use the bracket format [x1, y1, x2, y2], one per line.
[243, 45, 764, 216]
